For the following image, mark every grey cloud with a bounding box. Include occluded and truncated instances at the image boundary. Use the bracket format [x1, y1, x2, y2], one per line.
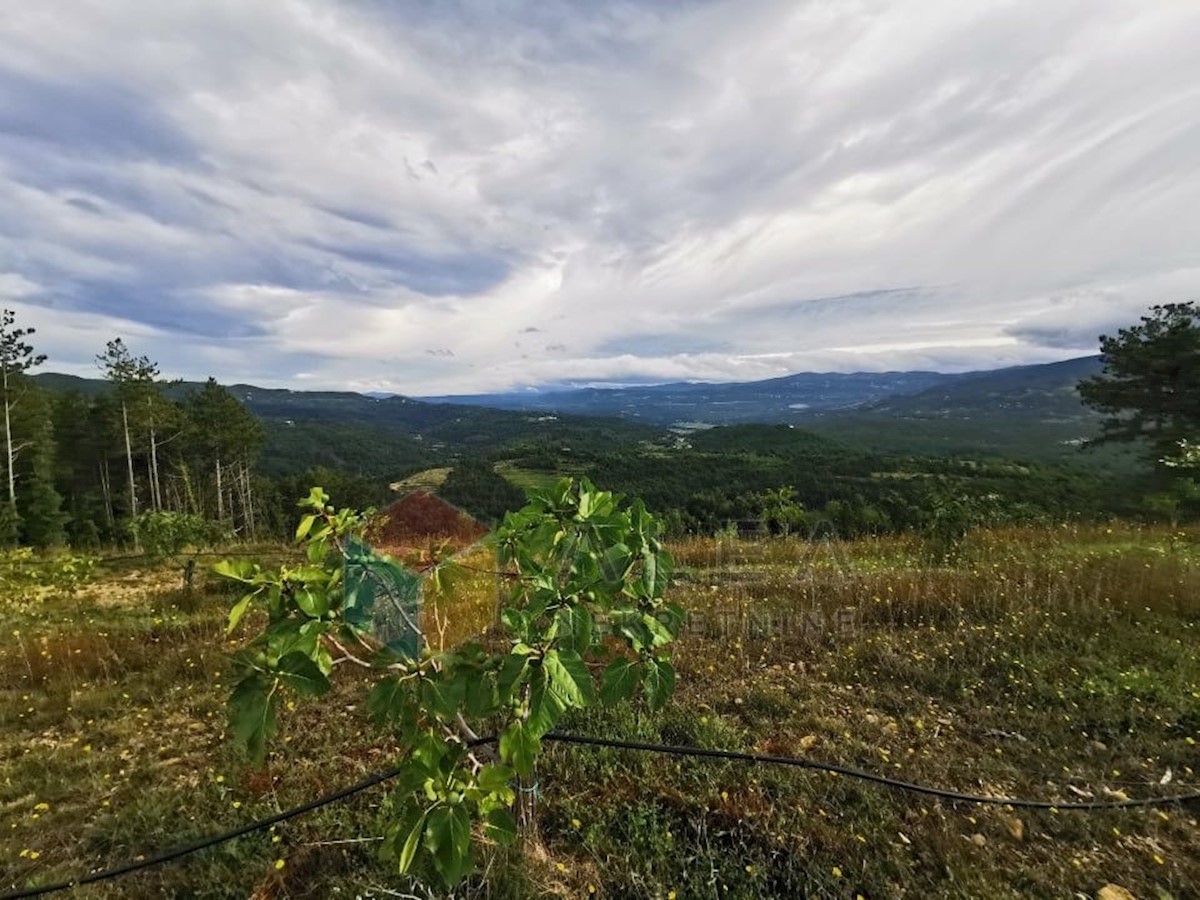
[302, 240, 511, 297]
[60, 283, 270, 340]
[64, 197, 105, 215]
[596, 333, 733, 356]
[1005, 323, 1108, 351]
[314, 204, 396, 232]
[0, 1, 1197, 392]
[0, 66, 197, 163]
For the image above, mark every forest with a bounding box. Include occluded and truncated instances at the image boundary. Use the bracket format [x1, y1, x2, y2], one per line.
[1, 302, 1197, 556]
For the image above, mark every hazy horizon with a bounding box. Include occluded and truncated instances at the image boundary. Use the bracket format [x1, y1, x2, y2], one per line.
[32, 350, 1102, 398]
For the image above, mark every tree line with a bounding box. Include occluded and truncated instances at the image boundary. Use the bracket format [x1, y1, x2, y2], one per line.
[1, 310, 264, 548]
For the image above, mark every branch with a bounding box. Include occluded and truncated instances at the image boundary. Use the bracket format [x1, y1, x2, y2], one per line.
[324, 634, 374, 669]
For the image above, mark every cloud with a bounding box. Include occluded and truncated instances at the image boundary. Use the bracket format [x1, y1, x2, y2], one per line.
[0, 65, 199, 164]
[0, 1, 1197, 393]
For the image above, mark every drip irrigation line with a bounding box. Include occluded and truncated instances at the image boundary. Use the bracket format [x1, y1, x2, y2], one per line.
[6, 732, 1200, 899]
[1, 738, 497, 900]
[541, 732, 1200, 811]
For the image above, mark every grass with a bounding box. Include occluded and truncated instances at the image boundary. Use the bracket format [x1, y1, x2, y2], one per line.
[2, 524, 1199, 898]
[492, 462, 569, 493]
[390, 467, 453, 493]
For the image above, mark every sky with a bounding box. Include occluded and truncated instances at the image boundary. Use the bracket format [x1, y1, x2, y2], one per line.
[1, 0, 1198, 395]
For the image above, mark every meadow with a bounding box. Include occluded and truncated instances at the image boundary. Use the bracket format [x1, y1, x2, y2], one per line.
[2, 523, 1198, 898]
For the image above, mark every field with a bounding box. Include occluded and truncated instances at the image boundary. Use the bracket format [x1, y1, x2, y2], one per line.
[3, 525, 1199, 898]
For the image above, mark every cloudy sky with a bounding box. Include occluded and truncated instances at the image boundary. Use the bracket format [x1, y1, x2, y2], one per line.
[1, 1, 1198, 394]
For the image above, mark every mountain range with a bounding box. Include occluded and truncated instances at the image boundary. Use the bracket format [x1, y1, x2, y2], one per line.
[420, 356, 1104, 428]
[32, 355, 1110, 469]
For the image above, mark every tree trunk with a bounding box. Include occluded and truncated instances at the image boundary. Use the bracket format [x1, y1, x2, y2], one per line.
[3, 362, 14, 511]
[216, 456, 224, 521]
[179, 461, 198, 515]
[146, 456, 157, 512]
[234, 460, 249, 536]
[516, 776, 540, 842]
[148, 416, 161, 512]
[243, 462, 256, 540]
[122, 401, 138, 520]
[100, 458, 114, 529]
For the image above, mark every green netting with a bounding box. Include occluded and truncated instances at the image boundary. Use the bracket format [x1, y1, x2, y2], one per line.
[344, 537, 423, 658]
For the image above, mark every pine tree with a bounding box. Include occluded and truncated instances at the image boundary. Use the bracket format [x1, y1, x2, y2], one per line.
[96, 339, 162, 532]
[183, 378, 264, 532]
[51, 390, 113, 545]
[0, 309, 47, 543]
[1079, 302, 1200, 463]
[15, 394, 67, 546]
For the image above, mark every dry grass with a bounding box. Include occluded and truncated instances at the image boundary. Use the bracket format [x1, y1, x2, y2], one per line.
[424, 545, 504, 651]
[3, 524, 1199, 898]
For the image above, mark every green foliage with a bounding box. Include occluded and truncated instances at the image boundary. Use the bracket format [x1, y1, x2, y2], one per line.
[585, 424, 1115, 536]
[0, 309, 47, 381]
[921, 492, 987, 563]
[1079, 301, 1200, 461]
[185, 378, 264, 465]
[438, 458, 526, 524]
[757, 485, 806, 536]
[22, 345, 1157, 550]
[132, 511, 231, 558]
[1, 312, 63, 547]
[269, 467, 390, 538]
[259, 420, 434, 481]
[7, 385, 67, 548]
[217, 478, 681, 887]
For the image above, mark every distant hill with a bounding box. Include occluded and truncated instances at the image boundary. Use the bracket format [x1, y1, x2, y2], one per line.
[864, 356, 1103, 419]
[421, 357, 1104, 431]
[422, 355, 1121, 465]
[805, 356, 1119, 462]
[32, 372, 146, 397]
[33, 355, 1115, 470]
[421, 370, 965, 426]
[31, 373, 660, 478]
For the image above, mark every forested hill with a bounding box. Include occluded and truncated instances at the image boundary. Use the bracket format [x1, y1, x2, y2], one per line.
[32, 373, 661, 479]
[420, 370, 962, 424]
[36, 355, 1100, 435]
[864, 355, 1103, 418]
[804, 356, 1112, 462]
[34, 355, 1108, 471]
[419, 356, 1102, 428]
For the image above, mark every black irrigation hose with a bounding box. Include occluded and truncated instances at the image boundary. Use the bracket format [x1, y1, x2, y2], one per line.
[542, 733, 1200, 811]
[1, 738, 498, 900]
[6, 732, 1199, 899]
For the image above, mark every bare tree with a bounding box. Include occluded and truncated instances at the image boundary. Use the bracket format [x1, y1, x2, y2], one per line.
[96, 339, 161, 526]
